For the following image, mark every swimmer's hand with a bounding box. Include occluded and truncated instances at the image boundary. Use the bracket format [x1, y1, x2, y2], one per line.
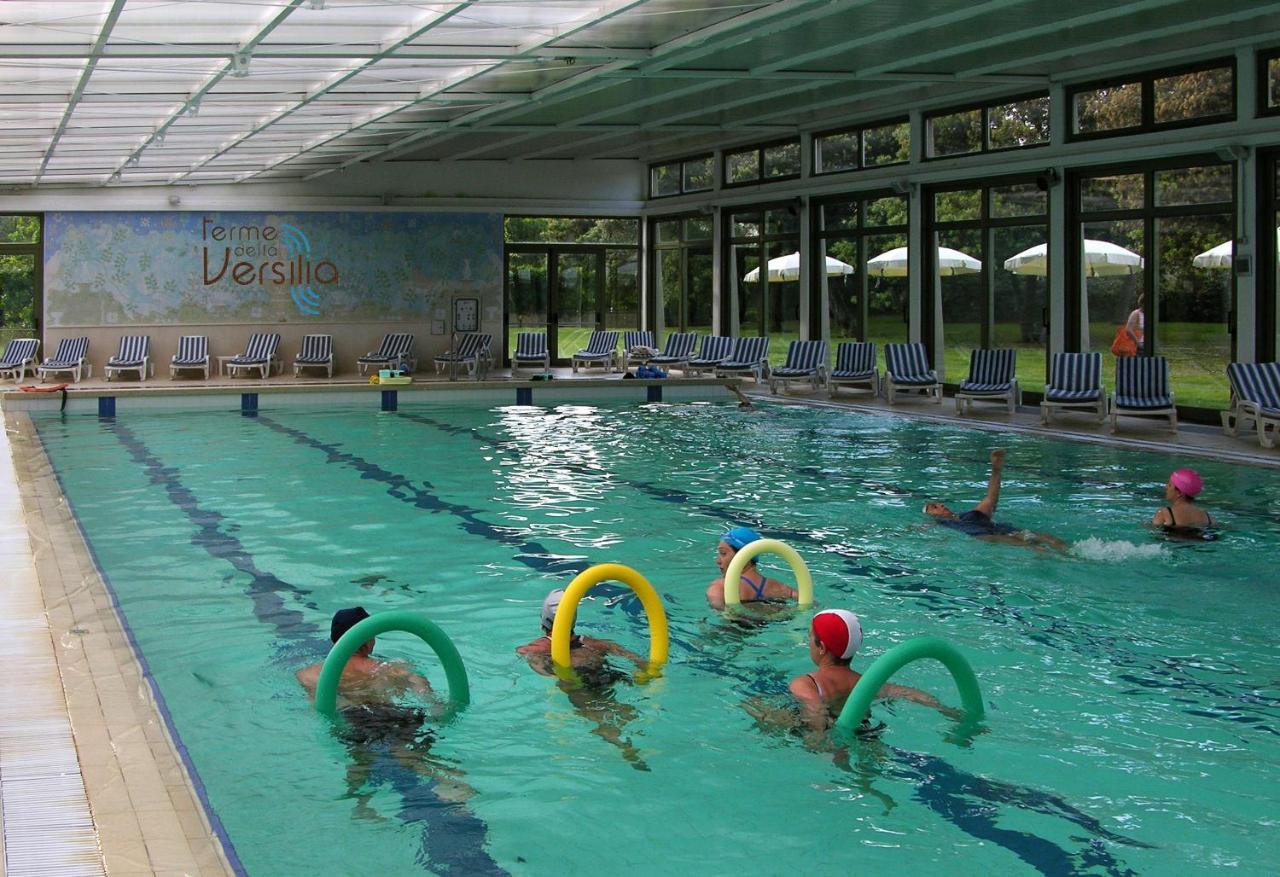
[990, 448, 1005, 466]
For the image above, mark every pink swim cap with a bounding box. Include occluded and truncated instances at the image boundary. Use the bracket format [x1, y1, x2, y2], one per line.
[1169, 468, 1203, 498]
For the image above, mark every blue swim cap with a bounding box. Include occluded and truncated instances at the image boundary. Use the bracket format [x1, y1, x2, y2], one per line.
[722, 526, 762, 550]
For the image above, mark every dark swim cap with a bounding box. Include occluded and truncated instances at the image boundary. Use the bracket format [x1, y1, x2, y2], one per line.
[331, 606, 371, 643]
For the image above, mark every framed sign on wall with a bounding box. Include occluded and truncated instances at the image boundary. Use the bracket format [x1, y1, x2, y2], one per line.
[453, 297, 479, 332]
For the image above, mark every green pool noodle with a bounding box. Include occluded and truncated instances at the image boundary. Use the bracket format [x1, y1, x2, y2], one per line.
[835, 636, 984, 732]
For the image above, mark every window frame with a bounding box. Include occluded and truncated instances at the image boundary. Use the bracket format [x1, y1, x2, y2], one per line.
[1256, 46, 1280, 118]
[722, 136, 803, 189]
[648, 153, 715, 200]
[811, 115, 909, 177]
[1065, 57, 1237, 143]
[923, 91, 1050, 161]
[0, 213, 44, 341]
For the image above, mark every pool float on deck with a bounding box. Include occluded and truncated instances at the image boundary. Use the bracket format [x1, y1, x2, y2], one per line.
[314, 610, 469, 717]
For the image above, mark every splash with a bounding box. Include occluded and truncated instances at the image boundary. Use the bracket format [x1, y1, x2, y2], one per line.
[1071, 536, 1166, 561]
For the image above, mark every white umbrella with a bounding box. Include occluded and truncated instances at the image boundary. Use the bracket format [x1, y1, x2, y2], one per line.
[1192, 231, 1280, 269]
[866, 246, 980, 277]
[1003, 239, 1142, 277]
[743, 251, 854, 283]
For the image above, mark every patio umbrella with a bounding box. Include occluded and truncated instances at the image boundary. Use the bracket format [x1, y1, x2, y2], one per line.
[1192, 240, 1233, 269]
[743, 251, 854, 282]
[866, 246, 980, 276]
[1003, 239, 1142, 276]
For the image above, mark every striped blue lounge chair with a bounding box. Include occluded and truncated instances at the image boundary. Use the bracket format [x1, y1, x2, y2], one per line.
[1040, 352, 1105, 424]
[649, 332, 699, 373]
[0, 338, 39, 382]
[1110, 355, 1176, 434]
[685, 335, 734, 376]
[770, 340, 828, 394]
[358, 333, 416, 375]
[37, 336, 91, 383]
[884, 342, 941, 404]
[293, 334, 333, 378]
[170, 335, 209, 379]
[225, 332, 280, 379]
[434, 332, 492, 380]
[1223, 361, 1280, 448]
[622, 330, 658, 370]
[955, 349, 1019, 415]
[828, 342, 878, 398]
[570, 330, 619, 374]
[104, 335, 152, 382]
[512, 332, 550, 377]
[715, 337, 771, 384]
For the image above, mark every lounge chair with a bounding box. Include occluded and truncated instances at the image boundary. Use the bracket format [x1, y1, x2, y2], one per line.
[170, 336, 209, 379]
[0, 338, 39, 382]
[512, 332, 550, 377]
[224, 332, 280, 379]
[434, 332, 492, 380]
[1110, 355, 1176, 434]
[884, 342, 941, 404]
[955, 349, 1019, 415]
[570, 330, 619, 374]
[1223, 361, 1280, 448]
[357, 333, 416, 375]
[684, 335, 735, 376]
[622, 331, 658, 370]
[769, 340, 828, 393]
[828, 342, 878, 397]
[104, 335, 152, 382]
[648, 332, 699, 373]
[36, 336, 91, 383]
[1040, 352, 1105, 424]
[294, 334, 334, 377]
[714, 337, 771, 384]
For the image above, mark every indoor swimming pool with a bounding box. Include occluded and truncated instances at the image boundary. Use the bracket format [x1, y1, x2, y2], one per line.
[28, 399, 1280, 876]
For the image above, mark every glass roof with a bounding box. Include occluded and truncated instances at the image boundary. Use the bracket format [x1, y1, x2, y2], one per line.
[0, 0, 1270, 188]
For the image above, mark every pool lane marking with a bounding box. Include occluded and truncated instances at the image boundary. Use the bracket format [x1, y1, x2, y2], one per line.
[395, 410, 1280, 734]
[252, 412, 1156, 868]
[94, 420, 508, 877]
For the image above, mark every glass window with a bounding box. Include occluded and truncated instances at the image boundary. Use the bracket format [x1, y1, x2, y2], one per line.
[656, 220, 680, 244]
[929, 108, 982, 157]
[684, 217, 712, 240]
[1154, 67, 1233, 124]
[988, 96, 1050, 149]
[934, 189, 981, 223]
[991, 183, 1046, 218]
[504, 216, 639, 244]
[765, 207, 799, 236]
[726, 150, 759, 184]
[651, 163, 680, 197]
[1073, 81, 1142, 134]
[0, 216, 40, 243]
[683, 156, 713, 192]
[731, 213, 761, 238]
[815, 131, 859, 174]
[763, 141, 801, 178]
[1267, 54, 1280, 112]
[1154, 165, 1233, 208]
[820, 199, 858, 232]
[864, 121, 909, 166]
[865, 196, 908, 228]
[1080, 174, 1144, 213]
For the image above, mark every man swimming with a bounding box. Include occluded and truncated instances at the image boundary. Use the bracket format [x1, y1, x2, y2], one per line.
[517, 588, 651, 770]
[923, 449, 1067, 551]
[296, 606, 434, 706]
[706, 526, 799, 610]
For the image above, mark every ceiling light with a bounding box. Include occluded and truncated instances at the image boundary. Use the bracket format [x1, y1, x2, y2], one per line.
[308, 0, 326, 9]
[231, 53, 251, 78]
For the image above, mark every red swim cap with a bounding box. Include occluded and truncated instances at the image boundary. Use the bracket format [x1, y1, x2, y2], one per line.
[811, 609, 863, 660]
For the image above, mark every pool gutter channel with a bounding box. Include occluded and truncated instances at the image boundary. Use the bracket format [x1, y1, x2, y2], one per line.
[2, 410, 237, 877]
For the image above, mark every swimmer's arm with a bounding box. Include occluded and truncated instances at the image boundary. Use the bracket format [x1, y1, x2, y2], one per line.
[600, 640, 648, 668]
[295, 664, 319, 697]
[973, 448, 1004, 518]
[706, 579, 727, 610]
[877, 682, 963, 719]
[1151, 508, 1172, 526]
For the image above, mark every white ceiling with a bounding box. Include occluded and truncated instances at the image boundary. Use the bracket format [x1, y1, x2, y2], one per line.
[3, 0, 1279, 189]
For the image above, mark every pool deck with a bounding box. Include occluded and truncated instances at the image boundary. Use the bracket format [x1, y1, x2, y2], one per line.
[0, 368, 1273, 876]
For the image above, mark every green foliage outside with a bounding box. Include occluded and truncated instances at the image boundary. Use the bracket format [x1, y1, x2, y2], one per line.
[0, 215, 39, 348]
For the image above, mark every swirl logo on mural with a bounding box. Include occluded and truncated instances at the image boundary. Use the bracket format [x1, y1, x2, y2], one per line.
[202, 218, 338, 316]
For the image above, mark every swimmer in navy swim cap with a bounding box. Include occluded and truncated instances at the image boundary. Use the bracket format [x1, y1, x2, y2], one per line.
[923, 449, 1067, 552]
[707, 526, 800, 610]
[296, 606, 433, 707]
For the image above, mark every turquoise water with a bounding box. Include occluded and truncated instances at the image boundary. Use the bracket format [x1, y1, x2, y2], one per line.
[29, 400, 1280, 877]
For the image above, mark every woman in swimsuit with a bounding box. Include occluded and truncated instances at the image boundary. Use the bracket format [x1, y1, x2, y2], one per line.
[1151, 468, 1214, 536]
[788, 610, 945, 733]
[706, 526, 798, 610]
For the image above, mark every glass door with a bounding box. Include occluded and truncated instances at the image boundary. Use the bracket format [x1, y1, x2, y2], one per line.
[504, 246, 605, 365]
[506, 250, 549, 365]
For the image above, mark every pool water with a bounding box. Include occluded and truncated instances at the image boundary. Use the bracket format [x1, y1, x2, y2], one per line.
[29, 400, 1280, 877]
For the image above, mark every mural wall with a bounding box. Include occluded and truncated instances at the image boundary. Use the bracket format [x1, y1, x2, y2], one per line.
[44, 211, 502, 327]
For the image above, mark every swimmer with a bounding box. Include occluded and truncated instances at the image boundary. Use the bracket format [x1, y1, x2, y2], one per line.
[706, 526, 799, 610]
[923, 449, 1067, 551]
[1151, 468, 1214, 536]
[517, 588, 651, 770]
[789, 610, 948, 733]
[297, 606, 434, 707]
[728, 384, 755, 409]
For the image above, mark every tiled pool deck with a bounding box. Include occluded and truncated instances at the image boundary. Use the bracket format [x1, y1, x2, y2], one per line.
[0, 371, 1272, 875]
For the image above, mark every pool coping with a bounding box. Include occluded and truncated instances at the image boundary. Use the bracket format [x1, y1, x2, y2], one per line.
[3, 410, 238, 877]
